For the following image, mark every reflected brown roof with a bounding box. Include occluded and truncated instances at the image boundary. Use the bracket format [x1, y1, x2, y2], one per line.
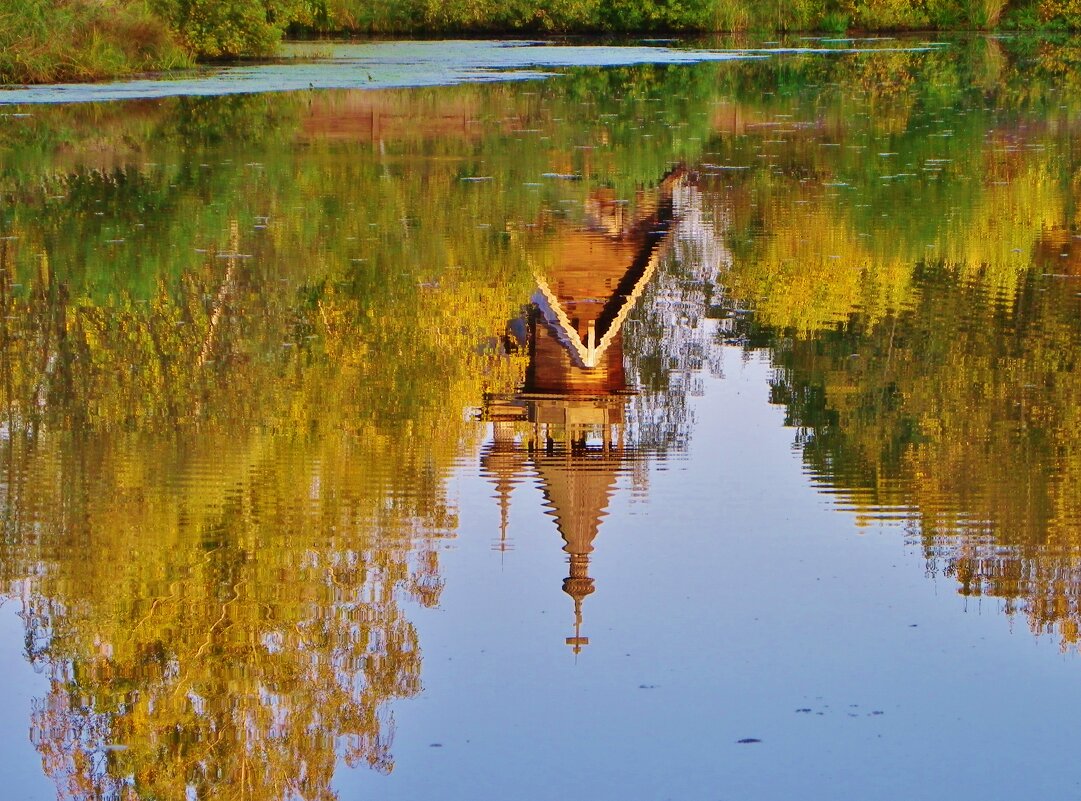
[531, 167, 685, 369]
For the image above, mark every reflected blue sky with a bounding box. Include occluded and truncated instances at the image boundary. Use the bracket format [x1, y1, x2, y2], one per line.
[336, 348, 1081, 800]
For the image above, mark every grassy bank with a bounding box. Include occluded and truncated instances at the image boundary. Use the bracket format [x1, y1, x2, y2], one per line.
[0, 0, 191, 84]
[1, 0, 1080, 84]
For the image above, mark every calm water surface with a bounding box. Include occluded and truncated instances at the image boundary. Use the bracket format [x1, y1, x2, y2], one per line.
[1, 36, 1081, 800]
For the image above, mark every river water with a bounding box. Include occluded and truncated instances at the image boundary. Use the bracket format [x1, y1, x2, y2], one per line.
[0, 36, 1080, 800]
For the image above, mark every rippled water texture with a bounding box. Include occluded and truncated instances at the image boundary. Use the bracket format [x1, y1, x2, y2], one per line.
[1, 36, 1081, 800]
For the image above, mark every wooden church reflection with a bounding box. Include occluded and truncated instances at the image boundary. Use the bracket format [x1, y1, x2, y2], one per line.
[481, 167, 686, 653]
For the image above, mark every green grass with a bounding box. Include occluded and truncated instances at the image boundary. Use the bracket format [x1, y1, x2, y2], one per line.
[965, 0, 1009, 28]
[0, 0, 191, 84]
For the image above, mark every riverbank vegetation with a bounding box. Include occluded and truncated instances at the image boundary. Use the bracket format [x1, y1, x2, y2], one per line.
[2, 0, 1081, 84]
[0, 0, 191, 84]
[304, 0, 1078, 34]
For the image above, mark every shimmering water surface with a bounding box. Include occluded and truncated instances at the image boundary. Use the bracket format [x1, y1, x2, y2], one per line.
[2, 36, 1081, 800]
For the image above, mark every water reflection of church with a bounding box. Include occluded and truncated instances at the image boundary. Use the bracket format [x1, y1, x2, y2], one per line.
[481, 168, 685, 654]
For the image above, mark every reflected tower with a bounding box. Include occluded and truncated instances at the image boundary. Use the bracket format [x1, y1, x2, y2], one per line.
[481, 167, 686, 653]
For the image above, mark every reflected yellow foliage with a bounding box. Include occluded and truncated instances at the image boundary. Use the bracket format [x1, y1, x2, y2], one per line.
[0, 212, 529, 798]
[767, 265, 1081, 649]
[725, 203, 915, 334]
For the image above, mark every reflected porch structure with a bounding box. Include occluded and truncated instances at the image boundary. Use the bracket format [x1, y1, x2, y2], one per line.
[481, 167, 686, 654]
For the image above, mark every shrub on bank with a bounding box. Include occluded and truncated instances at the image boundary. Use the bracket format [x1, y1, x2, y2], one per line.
[1039, 0, 1081, 27]
[302, 0, 717, 33]
[837, 0, 1008, 29]
[150, 0, 317, 56]
[0, 0, 191, 84]
[300, 0, 1077, 32]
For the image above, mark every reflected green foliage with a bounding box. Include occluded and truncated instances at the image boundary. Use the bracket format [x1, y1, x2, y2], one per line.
[761, 265, 1081, 644]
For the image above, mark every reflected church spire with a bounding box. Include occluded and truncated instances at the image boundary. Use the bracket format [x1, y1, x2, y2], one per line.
[481, 168, 687, 652]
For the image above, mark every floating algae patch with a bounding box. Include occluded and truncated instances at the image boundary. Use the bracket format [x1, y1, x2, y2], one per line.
[0, 38, 952, 105]
[0, 40, 759, 104]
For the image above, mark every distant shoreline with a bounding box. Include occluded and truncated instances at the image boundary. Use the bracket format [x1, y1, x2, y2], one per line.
[2, 0, 1079, 86]
[3, 28, 1071, 92]
[1, 40, 760, 103]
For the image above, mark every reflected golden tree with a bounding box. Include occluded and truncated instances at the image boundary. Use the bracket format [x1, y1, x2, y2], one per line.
[0, 217, 528, 798]
[760, 263, 1081, 648]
